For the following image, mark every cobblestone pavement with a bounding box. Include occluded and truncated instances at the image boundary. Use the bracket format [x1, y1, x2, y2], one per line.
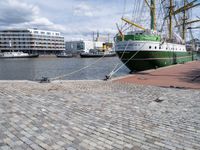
[0, 80, 200, 150]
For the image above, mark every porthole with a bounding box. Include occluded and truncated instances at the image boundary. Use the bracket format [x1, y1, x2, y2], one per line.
[149, 46, 151, 49]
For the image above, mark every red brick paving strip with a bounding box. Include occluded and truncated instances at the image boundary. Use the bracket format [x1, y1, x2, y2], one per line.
[115, 61, 200, 89]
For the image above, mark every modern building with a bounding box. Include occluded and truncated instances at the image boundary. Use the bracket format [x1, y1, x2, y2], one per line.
[65, 40, 105, 53]
[0, 28, 65, 54]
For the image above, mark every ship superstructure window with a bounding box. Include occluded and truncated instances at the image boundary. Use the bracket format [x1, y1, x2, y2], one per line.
[149, 46, 151, 49]
[155, 46, 157, 49]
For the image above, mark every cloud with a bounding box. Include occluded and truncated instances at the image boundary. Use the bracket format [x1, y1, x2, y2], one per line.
[0, 0, 39, 25]
[0, 0, 66, 33]
[0, 0, 122, 40]
[73, 3, 94, 17]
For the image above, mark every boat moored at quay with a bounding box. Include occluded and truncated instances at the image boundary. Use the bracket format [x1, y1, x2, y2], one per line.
[115, 30, 195, 71]
[80, 50, 116, 58]
[115, 0, 199, 71]
[0, 52, 39, 58]
[56, 51, 73, 58]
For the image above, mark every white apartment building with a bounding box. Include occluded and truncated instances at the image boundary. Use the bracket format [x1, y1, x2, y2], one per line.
[0, 28, 65, 54]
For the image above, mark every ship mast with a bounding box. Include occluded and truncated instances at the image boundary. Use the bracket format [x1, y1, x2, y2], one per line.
[169, 0, 173, 40]
[150, 0, 156, 30]
[172, 0, 200, 42]
[182, 0, 187, 41]
[121, 0, 157, 31]
[145, 0, 156, 31]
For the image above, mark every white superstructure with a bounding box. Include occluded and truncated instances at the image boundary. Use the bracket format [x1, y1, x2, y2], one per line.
[115, 41, 186, 52]
[0, 28, 65, 54]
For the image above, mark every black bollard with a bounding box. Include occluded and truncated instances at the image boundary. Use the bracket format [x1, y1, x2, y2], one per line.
[104, 75, 111, 81]
[40, 77, 50, 83]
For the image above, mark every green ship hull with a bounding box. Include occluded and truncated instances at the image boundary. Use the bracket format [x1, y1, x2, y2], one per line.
[116, 50, 196, 71]
[115, 0, 199, 72]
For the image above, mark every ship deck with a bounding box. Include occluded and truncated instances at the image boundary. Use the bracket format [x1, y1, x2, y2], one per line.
[114, 60, 200, 89]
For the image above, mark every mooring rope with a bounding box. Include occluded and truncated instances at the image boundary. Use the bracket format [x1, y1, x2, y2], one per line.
[50, 55, 106, 81]
[107, 42, 146, 79]
[108, 40, 130, 77]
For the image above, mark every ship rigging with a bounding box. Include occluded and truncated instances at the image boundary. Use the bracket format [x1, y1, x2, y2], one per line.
[114, 0, 200, 71]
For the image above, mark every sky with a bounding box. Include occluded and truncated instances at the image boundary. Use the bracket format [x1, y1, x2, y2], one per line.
[0, 0, 199, 41]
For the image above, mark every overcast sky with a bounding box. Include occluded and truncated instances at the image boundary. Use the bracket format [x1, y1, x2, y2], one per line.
[0, 0, 199, 41]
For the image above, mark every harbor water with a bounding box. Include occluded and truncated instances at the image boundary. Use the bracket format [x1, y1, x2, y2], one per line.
[0, 57, 129, 80]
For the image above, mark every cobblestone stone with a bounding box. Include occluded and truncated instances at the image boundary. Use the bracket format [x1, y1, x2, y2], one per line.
[0, 80, 200, 149]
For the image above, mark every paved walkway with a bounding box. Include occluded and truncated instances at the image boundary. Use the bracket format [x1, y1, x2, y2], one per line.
[0, 81, 200, 150]
[115, 61, 200, 89]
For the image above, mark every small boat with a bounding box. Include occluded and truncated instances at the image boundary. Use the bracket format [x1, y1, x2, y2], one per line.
[0, 52, 39, 58]
[80, 50, 116, 58]
[56, 52, 73, 58]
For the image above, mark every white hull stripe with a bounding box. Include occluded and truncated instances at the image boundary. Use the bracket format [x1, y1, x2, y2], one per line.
[122, 55, 193, 60]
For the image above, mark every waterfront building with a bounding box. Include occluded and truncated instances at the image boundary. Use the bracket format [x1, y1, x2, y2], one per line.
[0, 29, 65, 54]
[65, 40, 104, 53]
